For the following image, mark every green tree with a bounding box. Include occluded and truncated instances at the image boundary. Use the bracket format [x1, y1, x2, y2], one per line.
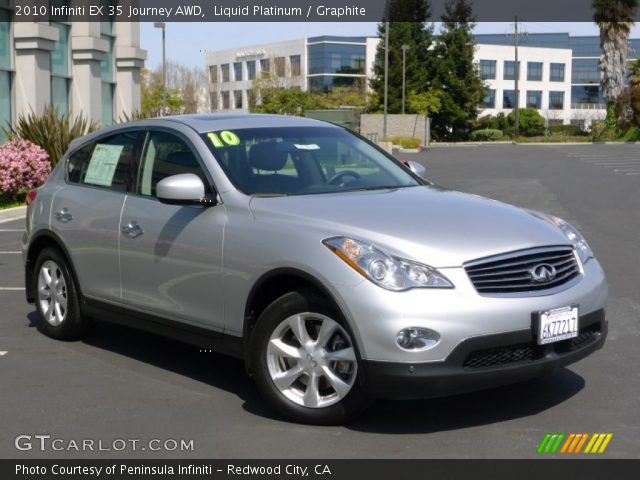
[407, 89, 442, 116]
[249, 74, 320, 115]
[370, 0, 434, 114]
[429, 0, 485, 139]
[592, 0, 638, 126]
[140, 68, 184, 117]
[313, 86, 368, 109]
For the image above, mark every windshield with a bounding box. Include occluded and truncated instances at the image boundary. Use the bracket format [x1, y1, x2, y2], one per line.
[201, 126, 422, 195]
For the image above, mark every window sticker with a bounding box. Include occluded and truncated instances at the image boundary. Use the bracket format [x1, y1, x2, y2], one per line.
[208, 130, 240, 148]
[294, 143, 320, 150]
[83, 143, 124, 187]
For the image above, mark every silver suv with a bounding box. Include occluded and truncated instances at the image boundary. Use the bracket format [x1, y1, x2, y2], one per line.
[22, 114, 608, 424]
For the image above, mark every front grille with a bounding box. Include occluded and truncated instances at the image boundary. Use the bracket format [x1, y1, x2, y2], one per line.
[465, 246, 581, 295]
[463, 324, 601, 369]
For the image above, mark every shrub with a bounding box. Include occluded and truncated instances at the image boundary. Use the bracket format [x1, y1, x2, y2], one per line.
[2, 105, 99, 167]
[469, 129, 504, 141]
[0, 139, 51, 199]
[387, 136, 421, 149]
[507, 108, 545, 137]
[548, 124, 588, 136]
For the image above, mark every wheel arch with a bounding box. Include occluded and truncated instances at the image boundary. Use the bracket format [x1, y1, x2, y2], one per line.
[242, 267, 352, 369]
[25, 230, 81, 303]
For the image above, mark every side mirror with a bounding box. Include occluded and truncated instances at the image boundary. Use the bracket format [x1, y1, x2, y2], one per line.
[404, 160, 427, 179]
[156, 173, 207, 205]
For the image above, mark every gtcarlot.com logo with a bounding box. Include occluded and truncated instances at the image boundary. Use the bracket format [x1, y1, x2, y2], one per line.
[14, 435, 194, 452]
[537, 432, 613, 454]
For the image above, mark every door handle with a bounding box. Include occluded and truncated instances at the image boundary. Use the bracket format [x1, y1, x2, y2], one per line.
[121, 221, 144, 239]
[54, 208, 73, 224]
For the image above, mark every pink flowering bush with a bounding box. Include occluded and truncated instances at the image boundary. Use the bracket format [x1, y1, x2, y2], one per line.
[0, 139, 51, 199]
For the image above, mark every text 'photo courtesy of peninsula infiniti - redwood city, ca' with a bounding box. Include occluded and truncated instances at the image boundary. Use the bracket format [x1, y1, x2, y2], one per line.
[21, 114, 608, 424]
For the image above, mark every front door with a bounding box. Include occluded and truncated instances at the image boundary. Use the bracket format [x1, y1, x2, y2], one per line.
[119, 130, 226, 332]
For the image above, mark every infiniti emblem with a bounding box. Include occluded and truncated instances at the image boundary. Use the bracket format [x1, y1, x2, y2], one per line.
[529, 263, 557, 283]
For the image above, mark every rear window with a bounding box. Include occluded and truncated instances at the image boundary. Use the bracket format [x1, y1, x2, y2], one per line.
[67, 132, 141, 192]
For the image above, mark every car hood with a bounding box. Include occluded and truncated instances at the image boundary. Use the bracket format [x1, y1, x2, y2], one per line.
[248, 185, 570, 267]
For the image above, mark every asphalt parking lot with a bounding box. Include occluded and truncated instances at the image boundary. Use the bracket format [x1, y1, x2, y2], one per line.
[1, 144, 638, 459]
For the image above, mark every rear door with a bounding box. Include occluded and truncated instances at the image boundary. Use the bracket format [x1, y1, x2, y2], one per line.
[119, 129, 226, 332]
[50, 130, 144, 303]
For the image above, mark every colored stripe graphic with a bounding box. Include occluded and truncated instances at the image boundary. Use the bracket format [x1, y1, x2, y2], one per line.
[539, 433, 613, 454]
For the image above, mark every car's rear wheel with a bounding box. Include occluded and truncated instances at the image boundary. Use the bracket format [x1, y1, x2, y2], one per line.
[34, 247, 88, 339]
[250, 289, 370, 424]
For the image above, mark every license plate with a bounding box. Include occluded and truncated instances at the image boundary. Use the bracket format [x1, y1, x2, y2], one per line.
[536, 305, 579, 345]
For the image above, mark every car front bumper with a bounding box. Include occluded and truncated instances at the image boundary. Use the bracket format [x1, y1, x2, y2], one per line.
[359, 308, 606, 399]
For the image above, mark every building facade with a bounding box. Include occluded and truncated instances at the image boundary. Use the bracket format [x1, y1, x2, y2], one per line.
[474, 33, 640, 126]
[206, 36, 377, 112]
[206, 32, 640, 127]
[0, 5, 146, 139]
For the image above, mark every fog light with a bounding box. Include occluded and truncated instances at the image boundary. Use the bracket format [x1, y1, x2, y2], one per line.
[396, 328, 439, 351]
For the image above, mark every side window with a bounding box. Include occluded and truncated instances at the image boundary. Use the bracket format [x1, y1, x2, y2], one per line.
[138, 131, 207, 197]
[67, 132, 140, 192]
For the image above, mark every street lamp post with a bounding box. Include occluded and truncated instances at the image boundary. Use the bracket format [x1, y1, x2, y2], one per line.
[154, 22, 166, 115]
[383, 21, 389, 140]
[401, 44, 409, 115]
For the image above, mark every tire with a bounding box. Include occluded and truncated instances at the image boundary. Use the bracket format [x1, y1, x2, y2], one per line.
[250, 289, 371, 425]
[33, 247, 88, 340]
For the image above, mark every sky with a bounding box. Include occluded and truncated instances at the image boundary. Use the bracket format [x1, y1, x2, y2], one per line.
[140, 22, 640, 71]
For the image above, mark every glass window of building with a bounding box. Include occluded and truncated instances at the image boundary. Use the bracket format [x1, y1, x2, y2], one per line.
[481, 89, 496, 108]
[572, 59, 600, 84]
[247, 60, 256, 80]
[290, 55, 301, 76]
[527, 62, 543, 81]
[0, 6, 11, 139]
[209, 65, 218, 83]
[221, 64, 230, 82]
[479, 60, 496, 80]
[550, 63, 565, 82]
[50, 22, 70, 116]
[221, 91, 230, 109]
[503, 90, 516, 109]
[260, 58, 270, 76]
[234, 90, 243, 109]
[571, 85, 603, 107]
[100, 34, 115, 126]
[308, 75, 365, 93]
[274, 57, 286, 77]
[210, 92, 218, 110]
[307, 43, 366, 75]
[549, 91, 564, 110]
[233, 62, 242, 81]
[526, 90, 542, 108]
[503, 61, 520, 80]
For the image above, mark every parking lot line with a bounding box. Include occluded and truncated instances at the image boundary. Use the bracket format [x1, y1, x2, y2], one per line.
[0, 251, 20, 254]
[0, 287, 24, 291]
[0, 229, 23, 232]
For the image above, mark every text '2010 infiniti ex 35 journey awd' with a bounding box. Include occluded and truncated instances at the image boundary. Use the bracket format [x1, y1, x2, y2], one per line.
[22, 114, 608, 424]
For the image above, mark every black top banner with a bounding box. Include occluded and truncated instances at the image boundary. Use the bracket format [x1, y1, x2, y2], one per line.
[5, 0, 640, 22]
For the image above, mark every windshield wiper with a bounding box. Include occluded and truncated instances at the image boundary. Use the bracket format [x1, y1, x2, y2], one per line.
[251, 192, 289, 197]
[340, 185, 413, 193]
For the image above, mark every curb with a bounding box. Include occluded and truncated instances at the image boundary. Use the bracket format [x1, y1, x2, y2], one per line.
[0, 205, 27, 224]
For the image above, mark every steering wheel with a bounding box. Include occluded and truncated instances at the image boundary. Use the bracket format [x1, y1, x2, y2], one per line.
[327, 170, 361, 185]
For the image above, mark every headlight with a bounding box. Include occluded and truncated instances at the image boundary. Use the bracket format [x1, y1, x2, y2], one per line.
[323, 236, 454, 291]
[542, 214, 594, 264]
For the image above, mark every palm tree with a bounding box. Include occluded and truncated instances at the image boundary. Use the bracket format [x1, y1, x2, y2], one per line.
[592, 0, 638, 124]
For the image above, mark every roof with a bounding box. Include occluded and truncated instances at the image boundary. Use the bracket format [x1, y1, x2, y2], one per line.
[162, 113, 337, 133]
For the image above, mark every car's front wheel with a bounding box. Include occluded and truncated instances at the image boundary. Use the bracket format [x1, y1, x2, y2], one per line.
[33, 247, 88, 340]
[250, 289, 370, 424]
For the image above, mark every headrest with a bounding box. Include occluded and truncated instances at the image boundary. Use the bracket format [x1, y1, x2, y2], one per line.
[248, 142, 289, 171]
[166, 151, 198, 167]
